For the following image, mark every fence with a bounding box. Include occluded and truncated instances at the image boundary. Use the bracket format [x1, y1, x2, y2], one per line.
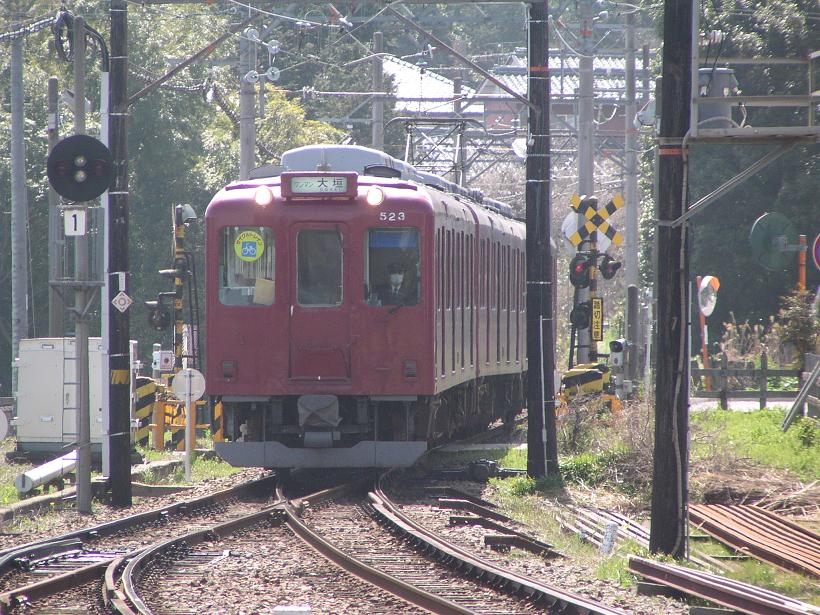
[690, 351, 801, 410]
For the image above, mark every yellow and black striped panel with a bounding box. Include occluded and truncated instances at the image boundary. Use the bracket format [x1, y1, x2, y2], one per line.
[211, 400, 224, 443]
[164, 402, 186, 451]
[134, 377, 156, 447]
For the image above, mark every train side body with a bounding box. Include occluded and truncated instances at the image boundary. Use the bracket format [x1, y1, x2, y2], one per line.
[205, 145, 526, 468]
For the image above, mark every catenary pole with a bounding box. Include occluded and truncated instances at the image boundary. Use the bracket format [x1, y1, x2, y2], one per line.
[109, 0, 133, 507]
[73, 17, 92, 515]
[526, 1, 557, 478]
[575, 0, 595, 364]
[10, 35, 29, 399]
[48, 77, 65, 337]
[650, 0, 692, 558]
[239, 26, 256, 179]
[624, 12, 639, 381]
[371, 31, 384, 150]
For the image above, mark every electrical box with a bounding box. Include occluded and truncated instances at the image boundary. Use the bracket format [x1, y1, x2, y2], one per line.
[13, 337, 135, 457]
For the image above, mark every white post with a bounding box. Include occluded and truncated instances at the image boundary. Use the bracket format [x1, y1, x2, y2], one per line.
[185, 391, 192, 482]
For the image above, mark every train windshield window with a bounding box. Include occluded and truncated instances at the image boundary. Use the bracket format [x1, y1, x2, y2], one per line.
[365, 229, 420, 307]
[218, 226, 275, 306]
[297, 230, 343, 306]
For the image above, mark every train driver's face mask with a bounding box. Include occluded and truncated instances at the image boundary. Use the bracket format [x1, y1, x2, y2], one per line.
[390, 273, 404, 287]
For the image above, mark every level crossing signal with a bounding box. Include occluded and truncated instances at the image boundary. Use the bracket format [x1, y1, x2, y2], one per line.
[569, 252, 622, 287]
[569, 253, 592, 288]
[46, 134, 113, 202]
[567, 194, 624, 248]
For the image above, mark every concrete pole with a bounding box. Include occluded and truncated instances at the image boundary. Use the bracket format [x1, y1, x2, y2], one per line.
[73, 18, 92, 515]
[10, 36, 30, 399]
[239, 31, 256, 179]
[454, 77, 467, 186]
[99, 65, 111, 478]
[624, 13, 638, 289]
[48, 77, 65, 337]
[624, 13, 639, 380]
[371, 31, 384, 151]
[109, 0, 133, 507]
[576, 0, 595, 364]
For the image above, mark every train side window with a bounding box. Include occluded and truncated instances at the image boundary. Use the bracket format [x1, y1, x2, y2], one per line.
[364, 228, 420, 306]
[218, 226, 275, 306]
[298, 229, 342, 306]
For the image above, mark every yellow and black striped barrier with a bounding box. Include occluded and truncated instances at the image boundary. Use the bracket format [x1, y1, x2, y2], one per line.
[211, 400, 224, 443]
[134, 377, 156, 447]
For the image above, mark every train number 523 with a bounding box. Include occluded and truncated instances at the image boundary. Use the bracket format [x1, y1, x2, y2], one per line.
[379, 211, 406, 222]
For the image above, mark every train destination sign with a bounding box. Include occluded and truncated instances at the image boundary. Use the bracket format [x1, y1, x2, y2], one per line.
[292, 176, 347, 193]
[281, 171, 358, 199]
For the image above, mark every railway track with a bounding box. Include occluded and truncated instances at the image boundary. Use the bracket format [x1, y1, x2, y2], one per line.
[0, 474, 277, 614]
[100, 472, 630, 614]
[286, 473, 627, 614]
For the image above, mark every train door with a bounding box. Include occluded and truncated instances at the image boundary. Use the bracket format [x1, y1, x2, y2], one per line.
[289, 223, 351, 380]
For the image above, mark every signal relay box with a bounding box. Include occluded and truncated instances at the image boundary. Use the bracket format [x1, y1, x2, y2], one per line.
[12, 337, 138, 458]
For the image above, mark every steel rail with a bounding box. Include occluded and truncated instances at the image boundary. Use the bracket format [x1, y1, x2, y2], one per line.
[689, 504, 820, 578]
[0, 474, 276, 613]
[0, 557, 116, 614]
[373, 474, 629, 615]
[628, 556, 820, 615]
[117, 504, 287, 614]
[280, 482, 472, 614]
[0, 473, 277, 560]
[0, 539, 83, 578]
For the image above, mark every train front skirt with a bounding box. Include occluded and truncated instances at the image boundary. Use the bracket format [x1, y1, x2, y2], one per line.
[214, 440, 428, 469]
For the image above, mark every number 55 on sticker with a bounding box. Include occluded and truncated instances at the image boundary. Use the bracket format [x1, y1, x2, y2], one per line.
[64, 208, 87, 236]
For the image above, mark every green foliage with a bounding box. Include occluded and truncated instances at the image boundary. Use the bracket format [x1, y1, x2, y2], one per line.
[691, 409, 819, 480]
[768, 290, 820, 367]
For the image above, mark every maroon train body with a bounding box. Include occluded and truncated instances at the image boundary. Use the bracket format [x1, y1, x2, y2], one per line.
[206, 145, 526, 468]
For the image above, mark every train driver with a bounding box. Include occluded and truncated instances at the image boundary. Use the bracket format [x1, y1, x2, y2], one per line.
[375, 262, 416, 306]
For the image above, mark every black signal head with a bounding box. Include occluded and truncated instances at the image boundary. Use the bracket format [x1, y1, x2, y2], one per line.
[47, 135, 113, 202]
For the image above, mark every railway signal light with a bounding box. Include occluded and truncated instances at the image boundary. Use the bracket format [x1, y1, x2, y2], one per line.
[569, 253, 592, 288]
[599, 254, 622, 280]
[46, 134, 113, 202]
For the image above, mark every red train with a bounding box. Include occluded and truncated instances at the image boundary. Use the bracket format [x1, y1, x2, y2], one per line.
[206, 145, 527, 468]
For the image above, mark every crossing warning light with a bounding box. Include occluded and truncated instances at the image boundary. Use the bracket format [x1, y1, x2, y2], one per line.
[600, 254, 622, 280]
[569, 253, 592, 288]
[47, 135, 113, 202]
[570, 301, 591, 329]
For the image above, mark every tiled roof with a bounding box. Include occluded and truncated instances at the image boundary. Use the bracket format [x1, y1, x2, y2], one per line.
[476, 53, 640, 101]
[382, 55, 483, 115]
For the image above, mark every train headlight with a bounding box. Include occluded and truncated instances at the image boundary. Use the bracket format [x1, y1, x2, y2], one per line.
[365, 186, 385, 206]
[254, 186, 274, 206]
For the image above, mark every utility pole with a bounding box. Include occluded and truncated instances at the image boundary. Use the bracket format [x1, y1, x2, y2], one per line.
[10, 34, 29, 398]
[453, 77, 466, 186]
[650, 0, 692, 558]
[99, 40, 112, 479]
[575, 0, 595, 364]
[73, 17, 92, 515]
[239, 28, 256, 179]
[48, 77, 65, 337]
[371, 31, 384, 151]
[526, 1, 557, 478]
[109, 0, 133, 507]
[624, 12, 639, 381]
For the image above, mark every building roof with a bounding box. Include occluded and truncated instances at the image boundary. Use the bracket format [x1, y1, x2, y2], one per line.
[382, 55, 483, 116]
[474, 52, 640, 101]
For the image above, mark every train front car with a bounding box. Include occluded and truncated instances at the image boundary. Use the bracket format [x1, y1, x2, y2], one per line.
[205, 145, 526, 469]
